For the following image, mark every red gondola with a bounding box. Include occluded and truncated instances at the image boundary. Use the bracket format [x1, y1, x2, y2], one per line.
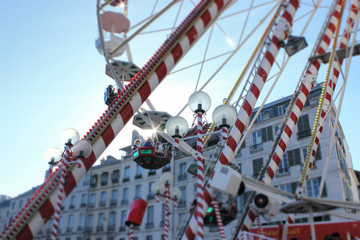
[132, 145, 172, 170]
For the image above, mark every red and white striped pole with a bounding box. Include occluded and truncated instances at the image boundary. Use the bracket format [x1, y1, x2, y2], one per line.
[240, 0, 344, 233]
[196, 112, 205, 239]
[164, 184, 170, 240]
[211, 198, 226, 240]
[128, 224, 134, 240]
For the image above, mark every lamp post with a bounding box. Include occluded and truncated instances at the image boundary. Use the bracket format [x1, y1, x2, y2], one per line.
[151, 172, 182, 240]
[188, 91, 211, 240]
[44, 128, 92, 240]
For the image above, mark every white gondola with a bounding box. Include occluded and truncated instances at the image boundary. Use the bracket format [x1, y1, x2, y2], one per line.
[95, 34, 126, 57]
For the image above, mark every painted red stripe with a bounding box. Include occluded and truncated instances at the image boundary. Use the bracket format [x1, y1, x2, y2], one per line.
[155, 62, 168, 82]
[16, 225, 32, 240]
[273, 152, 281, 165]
[278, 139, 286, 152]
[171, 44, 183, 63]
[138, 81, 152, 103]
[227, 136, 237, 151]
[282, 11, 293, 25]
[314, 137, 319, 145]
[39, 199, 55, 221]
[242, 100, 253, 117]
[301, 83, 309, 96]
[333, 10, 341, 21]
[257, 67, 268, 80]
[264, 50, 275, 66]
[266, 167, 274, 181]
[64, 172, 76, 196]
[215, 0, 224, 10]
[333, 68, 340, 77]
[319, 125, 323, 133]
[102, 125, 115, 147]
[321, 109, 326, 118]
[201, 10, 211, 26]
[120, 102, 134, 125]
[284, 125, 292, 138]
[312, 60, 321, 71]
[82, 151, 97, 171]
[185, 226, 196, 239]
[219, 152, 229, 165]
[290, 112, 298, 125]
[187, 27, 198, 45]
[234, 118, 245, 133]
[295, 98, 304, 111]
[250, 84, 260, 98]
[312, 149, 316, 157]
[322, 34, 331, 46]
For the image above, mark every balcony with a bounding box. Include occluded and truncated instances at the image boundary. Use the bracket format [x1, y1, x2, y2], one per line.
[108, 224, 115, 231]
[148, 171, 156, 176]
[88, 202, 95, 208]
[110, 199, 117, 206]
[112, 178, 119, 184]
[101, 181, 108, 186]
[145, 222, 154, 229]
[66, 227, 73, 233]
[123, 177, 130, 183]
[77, 226, 84, 232]
[177, 200, 187, 208]
[277, 167, 290, 175]
[121, 199, 129, 205]
[134, 174, 142, 179]
[250, 143, 263, 153]
[96, 226, 104, 232]
[69, 205, 75, 209]
[162, 166, 171, 172]
[80, 203, 86, 208]
[147, 194, 155, 200]
[178, 174, 187, 181]
[85, 226, 93, 232]
[119, 226, 126, 232]
[297, 129, 311, 139]
[99, 201, 106, 207]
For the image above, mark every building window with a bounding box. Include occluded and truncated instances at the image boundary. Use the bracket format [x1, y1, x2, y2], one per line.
[108, 212, 116, 231]
[279, 183, 292, 193]
[148, 169, 156, 176]
[178, 163, 187, 181]
[90, 174, 98, 188]
[277, 105, 286, 116]
[120, 210, 127, 231]
[274, 124, 280, 136]
[252, 158, 263, 178]
[86, 214, 93, 232]
[81, 194, 87, 207]
[178, 212, 186, 224]
[123, 166, 130, 182]
[112, 170, 119, 183]
[67, 215, 73, 232]
[297, 114, 311, 139]
[146, 236, 153, 240]
[135, 165, 142, 178]
[99, 191, 106, 206]
[315, 144, 322, 160]
[287, 148, 301, 166]
[89, 194, 96, 207]
[306, 178, 320, 198]
[70, 195, 76, 208]
[178, 187, 186, 208]
[146, 206, 154, 228]
[278, 154, 289, 175]
[110, 190, 118, 206]
[148, 182, 155, 200]
[135, 185, 141, 199]
[78, 213, 85, 231]
[97, 213, 105, 232]
[122, 188, 129, 205]
[101, 172, 109, 186]
[250, 130, 263, 152]
[261, 126, 273, 142]
[84, 173, 90, 186]
[309, 96, 319, 105]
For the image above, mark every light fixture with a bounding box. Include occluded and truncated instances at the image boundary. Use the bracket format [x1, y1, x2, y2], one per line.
[284, 35, 308, 57]
[60, 128, 80, 146]
[44, 147, 62, 165]
[72, 140, 93, 159]
[165, 116, 189, 138]
[151, 182, 165, 195]
[188, 91, 211, 113]
[212, 104, 237, 129]
[160, 172, 174, 185]
[170, 187, 182, 201]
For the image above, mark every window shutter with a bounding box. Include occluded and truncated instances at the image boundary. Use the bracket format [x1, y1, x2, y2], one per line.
[294, 148, 301, 165]
[315, 144, 322, 160]
[261, 128, 267, 143]
[291, 182, 298, 194]
[267, 126, 273, 141]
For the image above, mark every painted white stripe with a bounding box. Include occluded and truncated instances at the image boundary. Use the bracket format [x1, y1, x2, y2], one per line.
[111, 114, 125, 136]
[163, 54, 175, 72]
[179, 36, 190, 54]
[208, 3, 219, 21]
[71, 161, 86, 184]
[147, 73, 159, 92]
[28, 212, 45, 236]
[129, 92, 143, 110]
[92, 138, 106, 159]
[194, 17, 205, 36]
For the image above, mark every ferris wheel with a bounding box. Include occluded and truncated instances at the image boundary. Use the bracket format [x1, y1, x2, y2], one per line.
[2, 0, 360, 239]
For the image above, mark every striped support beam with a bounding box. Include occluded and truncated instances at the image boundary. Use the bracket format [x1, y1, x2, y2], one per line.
[256, 216, 264, 236]
[211, 198, 226, 240]
[128, 224, 134, 240]
[164, 185, 170, 240]
[297, 0, 358, 193]
[183, 1, 300, 239]
[221, 127, 228, 140]
[218, 0, 299, 165]
[241, 0, 344, 232]
[174, 137, 180, 150]
[196, 112, 205, 239]
[0, 1, 233, 239]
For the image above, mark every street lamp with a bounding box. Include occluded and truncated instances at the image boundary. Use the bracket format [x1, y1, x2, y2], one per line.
[166, 115, 189, 152]
[188, 90, 211, 239]
[151, 172, 182, 240]
[45, 128, 92, 240]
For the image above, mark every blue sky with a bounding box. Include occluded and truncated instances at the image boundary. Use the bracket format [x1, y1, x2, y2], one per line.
[1, 0, 359, 198]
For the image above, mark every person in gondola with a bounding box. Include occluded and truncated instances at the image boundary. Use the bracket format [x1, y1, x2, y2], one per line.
[155, 141, 163, 155]
[132, 139, 141, 154]
[144, 138, 153, 147]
